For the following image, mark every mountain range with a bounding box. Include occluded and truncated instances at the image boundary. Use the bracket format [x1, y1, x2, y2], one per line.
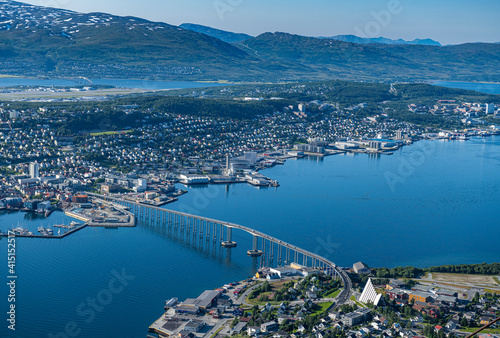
[179, 23, 253, 43]
[0, 0, 499, 82]
[318, 35, 441, 46]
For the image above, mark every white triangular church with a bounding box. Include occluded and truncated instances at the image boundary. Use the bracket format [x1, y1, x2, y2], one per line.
[359, 278, 382, 306]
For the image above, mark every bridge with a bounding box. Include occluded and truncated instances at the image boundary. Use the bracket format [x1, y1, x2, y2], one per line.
[89, 193, 352, 306]
[68, 76, 93, 85]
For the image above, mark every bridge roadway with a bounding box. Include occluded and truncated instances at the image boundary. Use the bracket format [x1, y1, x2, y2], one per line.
[89, 193, 352, 306]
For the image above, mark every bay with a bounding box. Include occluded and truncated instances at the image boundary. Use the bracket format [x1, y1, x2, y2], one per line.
[431, 80, 500, 95]
[0, 137, 499, 337]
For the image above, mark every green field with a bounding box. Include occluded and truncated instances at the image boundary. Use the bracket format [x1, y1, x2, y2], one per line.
[311, 302, 333, 315]
[350, 295, 366, 308]
[323, 289, 341, 299]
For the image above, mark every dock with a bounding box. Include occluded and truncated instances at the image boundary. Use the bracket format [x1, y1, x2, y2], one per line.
[0, 224, 88, 239]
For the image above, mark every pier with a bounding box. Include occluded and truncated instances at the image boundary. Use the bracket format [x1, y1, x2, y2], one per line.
[0, 224, 88, 239]
[88, 193, 352, 306]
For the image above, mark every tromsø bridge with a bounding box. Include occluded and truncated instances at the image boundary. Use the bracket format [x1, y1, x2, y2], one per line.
[88, 193, 352, 305]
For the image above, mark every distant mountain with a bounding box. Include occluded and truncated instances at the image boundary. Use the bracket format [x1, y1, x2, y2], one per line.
[239, 32, 500, 82]
[319, 34, 442, 46]
[180, 23, 253, 43]
[0, 1, 499, 82]
[0, 0, 279, 81]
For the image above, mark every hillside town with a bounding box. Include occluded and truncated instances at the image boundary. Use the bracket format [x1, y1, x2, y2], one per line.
[1, 95, 499, 211]
[146, 262, 500, 338]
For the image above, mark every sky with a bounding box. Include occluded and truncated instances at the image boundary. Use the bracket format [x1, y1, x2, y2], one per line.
[21, 0, 500, 45]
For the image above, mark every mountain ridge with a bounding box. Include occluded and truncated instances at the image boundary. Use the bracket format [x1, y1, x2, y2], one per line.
[318, 34, 442, 46]
[0, 1, 499, 82]
[179, 23, 253, 43]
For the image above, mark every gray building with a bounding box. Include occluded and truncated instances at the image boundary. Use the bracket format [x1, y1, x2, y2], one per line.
[342, 308, 371, 326]
[353, 262, 371, 274]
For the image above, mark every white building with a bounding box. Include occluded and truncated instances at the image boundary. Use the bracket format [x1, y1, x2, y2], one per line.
[486, 103, 496, 114]
[269, 266, 298, 278]
[29, 162, 40, 179]
[353, 262, 371, 274]
[9, 110, 20, 119]
[179, 174, 209, 185]
[133, 179, 147, 192]
[359, 278, 382, 306]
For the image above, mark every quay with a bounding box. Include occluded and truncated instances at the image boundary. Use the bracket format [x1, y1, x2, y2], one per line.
[0, 223, 88, 239]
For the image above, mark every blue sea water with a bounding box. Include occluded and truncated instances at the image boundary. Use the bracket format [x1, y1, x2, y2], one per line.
[0, 137, 499, 337]
[0, 78, 223, 90]
[0, 77, 499, 94]
[431, 80, 500, 95]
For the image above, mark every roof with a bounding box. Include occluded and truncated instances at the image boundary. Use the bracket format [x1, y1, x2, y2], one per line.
[233, 322, 247, 332]
[436, 295, 457, 303]
[262, 320, 277, 327]
[183, 290, 220, 309]
[353, 262, 369, 270]
[412, 284, 433, 292]
[411, 291, 431, 299]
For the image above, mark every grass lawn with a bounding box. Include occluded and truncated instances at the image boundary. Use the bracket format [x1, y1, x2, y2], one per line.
[323, 289, 341, 298]
[494, 276, 500, 286]
[245, 293, 282, 306]
[350, 295, 366, 308]
[311, 302, 333, 315]
[90, 130, 133, 136]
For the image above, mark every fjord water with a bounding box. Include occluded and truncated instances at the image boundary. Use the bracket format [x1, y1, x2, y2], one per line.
[0, 78, 223, 90]
[431, 81, 500, 94]
[1, 77, 500, 94]
[1, 137, 499, 337]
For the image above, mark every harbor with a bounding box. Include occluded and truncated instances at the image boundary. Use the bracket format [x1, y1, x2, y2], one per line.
[0, 198, 136, 240]
[0, 222, 87, 239]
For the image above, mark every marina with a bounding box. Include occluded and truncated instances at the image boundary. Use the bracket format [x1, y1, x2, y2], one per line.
[0, 223, 88, 239]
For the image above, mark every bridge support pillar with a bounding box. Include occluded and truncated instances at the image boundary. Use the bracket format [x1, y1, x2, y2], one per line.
[247, 235, 263, 256]
[221, 226, 237, 248]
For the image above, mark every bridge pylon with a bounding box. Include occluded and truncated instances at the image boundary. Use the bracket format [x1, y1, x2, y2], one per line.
[221, 226, 237, 248]
[247, 235, 263, 256]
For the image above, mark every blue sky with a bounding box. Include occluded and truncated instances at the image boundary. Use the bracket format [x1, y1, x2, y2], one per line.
[22, 0, 499, 45]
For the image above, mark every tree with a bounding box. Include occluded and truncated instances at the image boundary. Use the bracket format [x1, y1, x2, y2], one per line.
[230, 317, 239, 328]
[461, 317, 468, 328]
[251, 305, 259, 317]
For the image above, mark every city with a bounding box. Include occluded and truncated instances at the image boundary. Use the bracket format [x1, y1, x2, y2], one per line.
[0, 0, 499, 337]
